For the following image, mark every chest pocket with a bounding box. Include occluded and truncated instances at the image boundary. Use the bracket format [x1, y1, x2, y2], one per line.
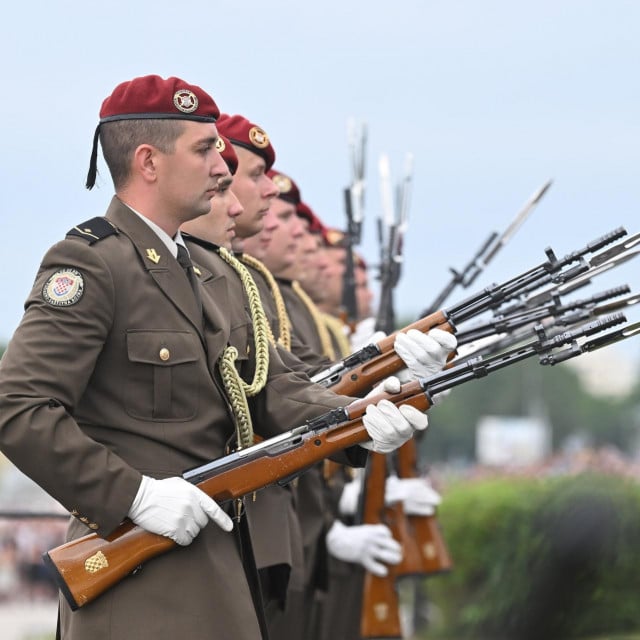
[125, 330, 201, 421]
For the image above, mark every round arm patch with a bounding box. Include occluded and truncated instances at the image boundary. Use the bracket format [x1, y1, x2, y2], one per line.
[42, 268, 85, 306]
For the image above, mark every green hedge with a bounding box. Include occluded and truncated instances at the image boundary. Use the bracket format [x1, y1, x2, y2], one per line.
[421, 473, 640, 639]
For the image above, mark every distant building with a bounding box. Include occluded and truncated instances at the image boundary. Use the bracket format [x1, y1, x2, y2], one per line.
[565, 347, 638, 398]
[476, 415, 551, 467]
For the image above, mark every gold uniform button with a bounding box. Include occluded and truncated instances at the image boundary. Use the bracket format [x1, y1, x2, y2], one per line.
[88, 523, 99, 530]
[159, 348, 170, 361]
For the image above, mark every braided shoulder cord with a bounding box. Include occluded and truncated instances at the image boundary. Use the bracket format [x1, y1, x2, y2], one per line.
[218, 346, 254, 449]
[218, 247, 270, 396]
[240, 254, 292, 351]
[216, 247, 272, 449]
[291, 280, 336, 361]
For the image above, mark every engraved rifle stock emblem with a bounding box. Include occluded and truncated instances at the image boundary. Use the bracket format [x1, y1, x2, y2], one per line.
[422, 542, 436, 559]
[85, 551, 109, 573]
[373, 602, 389, 621]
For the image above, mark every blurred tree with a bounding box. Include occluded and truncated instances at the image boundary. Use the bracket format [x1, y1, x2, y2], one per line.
[419, 358, 640, 465]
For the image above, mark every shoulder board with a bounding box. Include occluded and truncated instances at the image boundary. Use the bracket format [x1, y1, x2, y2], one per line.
[183, 233, 219, 252]
[66, 217, 118, 245]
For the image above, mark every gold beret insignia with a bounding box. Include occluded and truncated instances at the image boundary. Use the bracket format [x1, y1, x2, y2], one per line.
[249, 126, 269, 149]
[272, 174, 292, 193]
[325, 229, 345, 247]
[173, 89, 199, 114]
[215, 137, 226, 152]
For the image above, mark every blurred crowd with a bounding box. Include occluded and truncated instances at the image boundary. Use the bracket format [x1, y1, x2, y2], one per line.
[0, 518, 66, 602]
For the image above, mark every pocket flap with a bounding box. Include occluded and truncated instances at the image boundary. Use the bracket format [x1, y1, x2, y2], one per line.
[126, 330, 199, 366]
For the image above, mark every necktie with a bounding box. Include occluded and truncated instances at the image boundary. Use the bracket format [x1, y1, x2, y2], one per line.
[176, 244, 203, 316]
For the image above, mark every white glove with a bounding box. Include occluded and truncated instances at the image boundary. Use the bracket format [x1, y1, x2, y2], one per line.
[394, 328, 457, 380]
[361, 376, 428, 453]
[385, 475, 442, 516]
[326, 521, 402, 576]
[349, 317, 386, 353]
[338, 473, 363, 516]
[128, 476, 233, 546]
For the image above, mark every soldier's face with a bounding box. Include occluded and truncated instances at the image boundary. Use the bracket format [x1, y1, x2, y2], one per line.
[230, 147, 279, 239]
[322, 247, 347, 309]
[180, 173, 243, 249]
[156, 121, 227, 223]
[296, 229, 327, 292]
[261, 199, 304, 274]
[355, 266, 374, 319]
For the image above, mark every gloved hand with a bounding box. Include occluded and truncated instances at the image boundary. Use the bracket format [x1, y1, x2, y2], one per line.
[394, 328, 457, 380]
[349, 316, 386, 353]
[384, 475, 442, 516]
[360, 376, 428, 453]
[325, 521, 402, 576]
[128, 476, 233, 546]
[338, 472, 363, 516]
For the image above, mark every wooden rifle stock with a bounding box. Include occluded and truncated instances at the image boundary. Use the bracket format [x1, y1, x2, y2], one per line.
[360, 451, 403, 639]
[44, 386, 431, 611]
[396, 439, 452, 575]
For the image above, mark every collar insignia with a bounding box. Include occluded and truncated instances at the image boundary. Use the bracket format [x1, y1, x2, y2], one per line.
[146, 248, 161, 264]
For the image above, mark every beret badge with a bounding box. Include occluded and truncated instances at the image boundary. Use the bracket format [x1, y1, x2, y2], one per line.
[215, 137, 226, 152]
[173, 89, 199, 114]
[272, 174, 292, 193]
[249, 126, 269, 149]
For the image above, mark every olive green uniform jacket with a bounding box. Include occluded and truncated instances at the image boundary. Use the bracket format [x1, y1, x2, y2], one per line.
[0, 198, 356, 640]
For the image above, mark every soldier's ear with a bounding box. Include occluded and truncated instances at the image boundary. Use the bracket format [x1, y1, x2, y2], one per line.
[133, 144, 159, 184]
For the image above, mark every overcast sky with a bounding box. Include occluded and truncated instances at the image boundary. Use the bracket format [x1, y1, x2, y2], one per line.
[1, 1, 638, 368]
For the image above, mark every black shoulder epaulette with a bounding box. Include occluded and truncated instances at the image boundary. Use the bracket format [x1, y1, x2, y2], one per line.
[182, 232, 220, 252]
[66, 217, 118, 245]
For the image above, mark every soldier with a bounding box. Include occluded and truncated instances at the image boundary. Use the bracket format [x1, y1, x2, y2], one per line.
[244, 168, 456, 639]
[279, 212, 453, 640]
[0, 75, 431, 640]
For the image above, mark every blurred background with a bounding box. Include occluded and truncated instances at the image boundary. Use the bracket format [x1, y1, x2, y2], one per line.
[1, 1, 639, 638]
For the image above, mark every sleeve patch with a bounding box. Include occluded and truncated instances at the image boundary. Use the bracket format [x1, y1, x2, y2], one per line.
[42, 268, 85, 306]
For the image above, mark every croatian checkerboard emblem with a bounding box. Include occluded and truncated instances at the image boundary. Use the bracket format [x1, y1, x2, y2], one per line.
[85, 551, 109, 574]
[42, 268, 84, 306]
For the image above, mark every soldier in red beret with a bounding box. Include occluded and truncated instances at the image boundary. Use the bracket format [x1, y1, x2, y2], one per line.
[243, 169, 306, 280]
[0, 75, 444, 640]
[216, 113, 280, 254]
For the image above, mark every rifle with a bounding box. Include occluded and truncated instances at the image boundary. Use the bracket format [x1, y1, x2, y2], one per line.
[422, 179, 552, 316]
[458, 290, 640, 362]
[394, 439, 452, 576]
[311, 227, 630, 394]
[455, 284, 632, 347]
[375, 153, 413, 334]
[359, 452, 403, 639]
[341, 119, 367, 326]
[43, 312, 637, 610]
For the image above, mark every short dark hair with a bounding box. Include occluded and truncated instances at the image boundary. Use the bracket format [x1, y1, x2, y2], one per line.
[100, 119, 185, 190]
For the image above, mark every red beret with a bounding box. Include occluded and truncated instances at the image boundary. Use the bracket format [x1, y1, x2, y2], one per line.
[296, 201, 325, 235]
[267, 169, 301, 205]
[99, 75, 219, 123]
[216, 113, 276, 170]
[87, 75, 220, 189]
[323, 227, 348, 248]
[216, 134, 239, 175]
